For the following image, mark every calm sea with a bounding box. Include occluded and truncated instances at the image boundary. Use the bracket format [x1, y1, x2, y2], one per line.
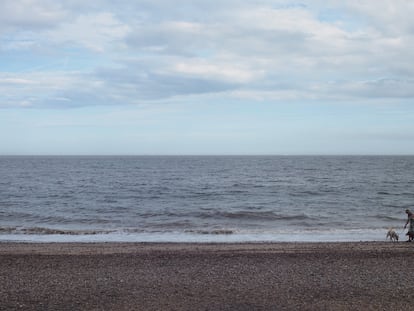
[1, 156, 413, 242]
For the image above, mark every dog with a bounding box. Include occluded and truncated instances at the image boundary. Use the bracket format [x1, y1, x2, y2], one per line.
[386, 228, 399, 242]
[406, 231, 414, 242]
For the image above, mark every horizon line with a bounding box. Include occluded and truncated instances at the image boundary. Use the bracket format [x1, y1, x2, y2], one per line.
[1, 154, 414, 157]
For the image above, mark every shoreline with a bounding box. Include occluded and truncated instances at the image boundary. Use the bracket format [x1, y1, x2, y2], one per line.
[0, 240, 410, 253]
[1, 242, 414, 310]
[0, 226, 393, 244]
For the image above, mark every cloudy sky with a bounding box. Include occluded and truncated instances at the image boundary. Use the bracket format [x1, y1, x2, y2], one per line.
[1, 0, 413, 155]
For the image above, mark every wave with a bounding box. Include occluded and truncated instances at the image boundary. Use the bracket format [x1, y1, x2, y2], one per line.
[370, 215, 402, 222]
[0, 227, 116, 235]
[184, 229, 234, 235]
[0, 225, 234, 238]
[289, 190, 323, 197]
[377, 191, 393, 195]
[0, 226, 398, 243]
[210, 211, 314, 221]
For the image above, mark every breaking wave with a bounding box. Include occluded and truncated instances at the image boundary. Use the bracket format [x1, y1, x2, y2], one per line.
[184, 229, 234, 235]
[0, 227, 116, 235]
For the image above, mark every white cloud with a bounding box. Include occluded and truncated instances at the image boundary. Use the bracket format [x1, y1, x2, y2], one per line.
[344, 0, 414, 34]
[47, 12, 130, 52]
[0, 78, 37, 85]
[172, 59, 262, 83]
[0, 0, 66, 30]
[0, 71, 98, 108]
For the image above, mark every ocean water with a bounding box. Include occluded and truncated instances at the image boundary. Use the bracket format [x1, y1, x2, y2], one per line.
[0, 156, 413, 243]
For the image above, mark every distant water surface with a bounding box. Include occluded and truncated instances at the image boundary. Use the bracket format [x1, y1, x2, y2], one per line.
[0, 156, 413, 242]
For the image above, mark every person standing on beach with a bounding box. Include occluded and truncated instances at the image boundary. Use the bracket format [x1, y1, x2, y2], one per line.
[404, 209, 414, 242]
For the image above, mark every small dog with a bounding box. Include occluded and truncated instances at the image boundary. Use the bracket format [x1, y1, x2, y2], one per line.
[406, 231, 414, 242]
[386, 228, 399, 242]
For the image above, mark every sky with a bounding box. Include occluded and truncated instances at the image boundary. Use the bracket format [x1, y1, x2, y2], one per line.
[1, 0, 414, 155]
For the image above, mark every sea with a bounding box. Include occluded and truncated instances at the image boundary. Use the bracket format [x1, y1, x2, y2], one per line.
[0, 156, 413, 243]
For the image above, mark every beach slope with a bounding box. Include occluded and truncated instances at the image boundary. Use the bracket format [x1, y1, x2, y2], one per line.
[1, 242, 413, 310]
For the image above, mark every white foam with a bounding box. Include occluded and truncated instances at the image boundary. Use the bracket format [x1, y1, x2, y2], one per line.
[0, 228, 392, 243]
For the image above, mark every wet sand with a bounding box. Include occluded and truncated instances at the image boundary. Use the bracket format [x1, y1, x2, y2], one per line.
[1, 242, 414, 310]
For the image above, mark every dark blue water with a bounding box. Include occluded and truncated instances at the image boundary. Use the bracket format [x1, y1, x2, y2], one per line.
[1, 156, 413, 242]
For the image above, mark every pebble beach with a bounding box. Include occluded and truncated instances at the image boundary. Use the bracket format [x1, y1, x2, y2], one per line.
[1, 242, 414, 310]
